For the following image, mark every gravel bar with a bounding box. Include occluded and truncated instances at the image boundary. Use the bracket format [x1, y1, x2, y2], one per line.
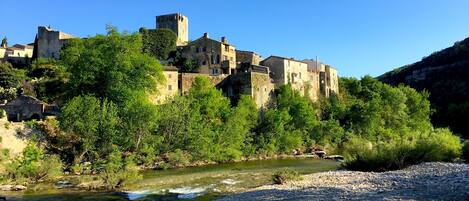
[218, 162, 469, 201]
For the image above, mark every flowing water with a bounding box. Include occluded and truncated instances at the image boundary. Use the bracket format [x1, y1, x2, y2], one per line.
[2, 158, 339, 201]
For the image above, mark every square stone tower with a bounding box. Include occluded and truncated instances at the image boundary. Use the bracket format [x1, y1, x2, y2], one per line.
[156, 13, 188, 46]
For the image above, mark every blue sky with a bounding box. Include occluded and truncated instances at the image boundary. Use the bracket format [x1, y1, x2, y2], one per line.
[2, 0, 469, 77]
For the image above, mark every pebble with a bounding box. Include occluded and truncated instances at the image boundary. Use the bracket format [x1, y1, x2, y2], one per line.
[218, 162, 469, 201]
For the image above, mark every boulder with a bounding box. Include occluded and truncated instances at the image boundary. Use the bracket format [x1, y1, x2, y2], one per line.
[314, 151, 327, 158]
[324, 155, 344, 160]
[0, 184, 27, 191]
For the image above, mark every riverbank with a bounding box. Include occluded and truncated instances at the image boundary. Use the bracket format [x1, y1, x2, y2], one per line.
[218, 162, 469, 201]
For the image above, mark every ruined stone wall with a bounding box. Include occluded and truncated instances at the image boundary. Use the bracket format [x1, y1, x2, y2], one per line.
[236, 50, 260, 66]
[180, 73, 228, 94]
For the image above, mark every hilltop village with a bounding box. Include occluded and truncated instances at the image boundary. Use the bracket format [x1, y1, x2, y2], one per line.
[1, 13, 339, 120]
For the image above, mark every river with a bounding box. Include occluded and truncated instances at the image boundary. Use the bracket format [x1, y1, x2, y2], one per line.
[2, 158, 339, 201]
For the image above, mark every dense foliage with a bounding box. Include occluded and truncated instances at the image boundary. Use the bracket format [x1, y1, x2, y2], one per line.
[379, 36, 469, 137]
[139, 28, 177, 60]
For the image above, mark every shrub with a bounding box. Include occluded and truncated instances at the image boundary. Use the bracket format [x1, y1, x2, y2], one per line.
[166, 149, 192, 167]
[0, 109, 5, 119]
[272, 168, 302, 184]
[462, 141, 469, 162]
[100, 150, 141, 190]
[6, 143, 62, 182]
[343, 129, 462, 172]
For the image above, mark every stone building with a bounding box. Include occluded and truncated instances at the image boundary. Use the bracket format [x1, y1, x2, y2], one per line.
[1, 43, 34, 65]
[260, 56, 312, 97]
[0, 95, 59, 121]
[180, 33, 237, 75]
[156, 13, 188, 46]
[236, 50, 262, 66]
[303, 59, 339, 97]
[221, 65, 274, 108]
[150, 66, 179, 105]
[34, 26, 74, 59]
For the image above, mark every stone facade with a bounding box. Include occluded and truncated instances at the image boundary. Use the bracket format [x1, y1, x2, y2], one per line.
[0, 95, 59, 121]
[150, 66, 179, 105]
[221, 66, 274, 108]
[179, 73, 228, 94]
[236, 50, 261, 66]
[0, 44, 33, 65]
[156, 13, 188, 46]
[180, 33, 237, 75]
[35, 26, 74, 59]
[260, 56, 312, 97]
[303, 59, 339, 97]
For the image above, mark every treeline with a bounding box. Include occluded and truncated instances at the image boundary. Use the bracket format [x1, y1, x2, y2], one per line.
[0, 27, 464, 188]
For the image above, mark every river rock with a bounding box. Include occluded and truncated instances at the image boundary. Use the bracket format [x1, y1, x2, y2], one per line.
[0, 184, 27, 191]
[324, 155, 344, 160]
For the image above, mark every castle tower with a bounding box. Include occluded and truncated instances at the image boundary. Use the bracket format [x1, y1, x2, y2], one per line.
[156, 13, 188, 46]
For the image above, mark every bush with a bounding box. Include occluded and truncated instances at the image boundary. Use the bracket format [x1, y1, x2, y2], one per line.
[272, 168, 302, 184]
[462, 141, 469, 162]
[0, 109, 5, 119]
[343, 129, 462, 172]
[99, 150, 141, 190]
[166, 149, 192, 167]
[6, 143, 62, 182]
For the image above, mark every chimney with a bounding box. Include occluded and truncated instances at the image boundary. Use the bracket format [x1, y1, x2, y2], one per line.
[221, 36, 227, 43]
[203, 33, 209, 38]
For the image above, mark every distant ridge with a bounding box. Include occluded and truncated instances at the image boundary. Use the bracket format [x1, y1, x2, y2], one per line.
[378, 36, 469, 137]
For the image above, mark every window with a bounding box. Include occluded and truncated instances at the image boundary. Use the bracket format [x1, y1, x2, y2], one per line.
[224, 55, 228, 60]
[168, 74, 172, 78]
[203, 47, 207, 52]
[216, 55, 220, 64]
[212, 68, 219, 75]
[225, 45, 229, 52]
[202, 60, 207, 65]
[168, 85, 172, 91]
[196, 47, 200, 53]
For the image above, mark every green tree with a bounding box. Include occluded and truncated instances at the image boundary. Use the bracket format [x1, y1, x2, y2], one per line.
[139, 28, 177, 60]
[59, 95, 120, 164]
[61, 26, 163, 105]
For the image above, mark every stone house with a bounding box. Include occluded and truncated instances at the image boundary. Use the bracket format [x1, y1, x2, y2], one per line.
[0, 95, 59, 122]
[260, 56, 313, 97]
[3, 44, 34, 65]
[221, 65, 274, 108]
[34, 26, 74, 59]
[150, 66, 179, 105]
[303, 59, 339, 97]
[236, 50, 262, 66]
[180, 33, 237, 75]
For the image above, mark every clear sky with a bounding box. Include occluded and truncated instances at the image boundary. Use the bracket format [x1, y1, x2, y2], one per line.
[2, 0, 469, 77]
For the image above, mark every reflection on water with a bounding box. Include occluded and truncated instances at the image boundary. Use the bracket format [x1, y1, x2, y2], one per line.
[2, 158, 339, 201]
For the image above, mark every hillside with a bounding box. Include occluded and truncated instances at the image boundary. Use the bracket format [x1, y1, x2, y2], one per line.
[378, 37, 469, 137]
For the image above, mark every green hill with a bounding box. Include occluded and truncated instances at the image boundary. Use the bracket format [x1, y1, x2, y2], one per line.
[378, 37, 469, 137]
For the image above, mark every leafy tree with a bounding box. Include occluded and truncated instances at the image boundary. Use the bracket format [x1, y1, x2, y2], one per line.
[28, 58, 68, 103]
[59, 95, 120, 164]
[139, 28, 177, 60]
[60, 26, 164, 105]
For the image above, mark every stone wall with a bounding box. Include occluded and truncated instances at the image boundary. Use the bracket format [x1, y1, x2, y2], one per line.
[220, 71, 274, 108]
[150, 69, 179, 104]
[180, 73, 228, 94]
[36, 26, 74, 59]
